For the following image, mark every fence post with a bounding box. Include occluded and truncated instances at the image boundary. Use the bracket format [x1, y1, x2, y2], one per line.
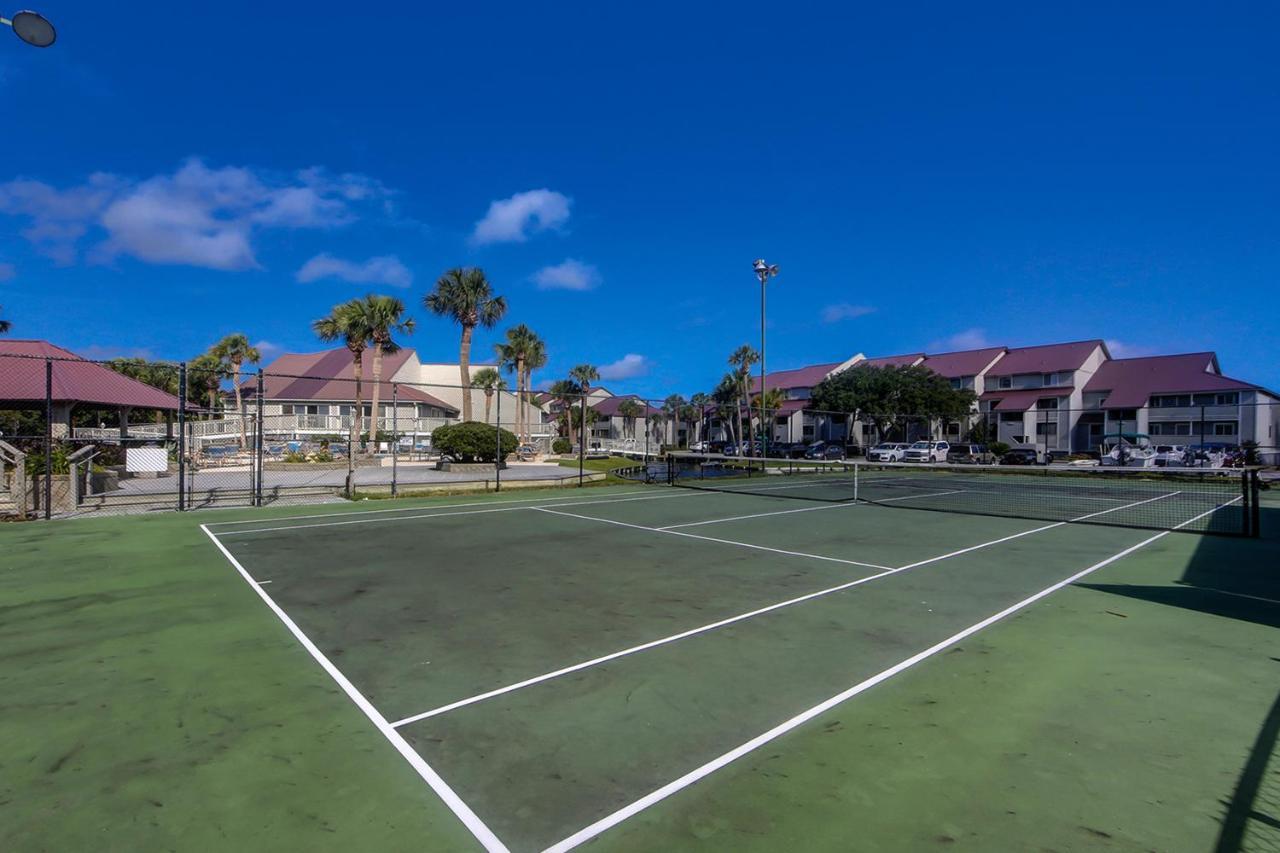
[1250, 470, 1261, 538]
[178, 363, 187, 511]
[255, 370, 265, 506]
[495, 387, 502, 493]
[391, 384, 398, 498]
[44, 358, 52, 520]
[579, 394, 586, 487]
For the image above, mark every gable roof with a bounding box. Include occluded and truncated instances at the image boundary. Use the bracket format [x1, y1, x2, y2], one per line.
[0, 340, 183, 410]
[749, 361, 845, 394]
[987, 340, 1105, 376]
[590, 394, 660, 417]
[979, 386, 1074, 412]
[1082, 353, 1262, 408]
[253, 348, 457, 412]
[921, 347, 1007, 378]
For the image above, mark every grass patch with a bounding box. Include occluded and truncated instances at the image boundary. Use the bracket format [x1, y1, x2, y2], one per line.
[555, 454, 645, 483]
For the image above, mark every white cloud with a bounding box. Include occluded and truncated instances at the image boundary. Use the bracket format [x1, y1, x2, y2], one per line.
[254, 340, 284, 358]
[1105, 339, 1157, 359]
[598, 353, 651, 381]
[296, 253, 413, 288]
[0, 159, 392, 270]
[929, 328, 993, 351]
[0, 262, 14, 281]
[532, 258, 600, 291]
[471, 189, 571, 245]
[820, 303, 875, 323]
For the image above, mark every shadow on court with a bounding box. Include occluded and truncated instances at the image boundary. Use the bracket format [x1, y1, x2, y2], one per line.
[1214, 677, 1280, 853]
[1077, 506, 1280, 630]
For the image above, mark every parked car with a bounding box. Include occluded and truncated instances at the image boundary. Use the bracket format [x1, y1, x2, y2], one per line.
[866, 442, 910, 462]
[903, 440, 950, 463]
[804, 442, 845, 460]
[787, 443, 811, 459]
[1153, 444, 1186, 467]
[689, 440, 710, 452]
[1000, 447, 1042, 465]
[947, 443, 992, 464]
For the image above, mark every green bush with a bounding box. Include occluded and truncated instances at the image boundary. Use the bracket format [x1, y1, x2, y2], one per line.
[432, 421, 518, 463]
[552, 437, 572, 454]
[25, 442, 70, 475]
[283, 451, 309, 463]
[989, 441, 1010, 458]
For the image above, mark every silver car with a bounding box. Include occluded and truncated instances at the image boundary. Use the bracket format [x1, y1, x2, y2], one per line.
[867, 442, 910, 462]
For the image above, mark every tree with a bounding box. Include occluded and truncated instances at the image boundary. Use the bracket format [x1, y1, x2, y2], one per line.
[188, 352, 227, 417]
[470, 366, 505, 425]
[712, 373, 741, 447]
[568, 364, 600, 447]
[0, 306, 10, 335]
[494, 324, 545, 443]
[423, 267, 506, 421]
[617, 398, 644, 439]
[728, 345, 759, 454]
[353, 294, 414, 446]
[663, 394, 686, 446]
[210, 334, 261, 448]
[313, 301, 374, 451]
[649, 410, 669, 446]
[809, 363, 976, 441]
[546, 379, 580, 438]
[689, 392, 710, 444]
[751, 387, 785, 443]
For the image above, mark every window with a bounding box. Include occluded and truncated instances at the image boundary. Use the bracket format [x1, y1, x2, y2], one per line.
[1108, 409, 1138, 421]
[802, 425, 815, 437]
[1089, 423, 1103, 436]
[946, 422, 960, 436]
[950, 378, 962, 390]
[1000, 413, 1022, 422]
[1042, 372, 1058, 387]
[1213, 421, 1238, 436]
[1152, 394, 1191, 408]
[998, 376, 1012, 389]
[1037, 398, 1059, 410]
[1192, 392, 1240, 406]
[1011, 435, 1026, 444]
[1035, 422, 1058, 436]
[281, 404, 294, 415]
[1149, 421, 1192, 436]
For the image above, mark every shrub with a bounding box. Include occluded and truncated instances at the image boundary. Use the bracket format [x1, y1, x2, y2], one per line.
[1242, 440, 1261, 466]
[283, 451, 309, 463]
[552, 437, 572, 454]
[989, 441, 1010, 458]
[432, 421, 518, 463]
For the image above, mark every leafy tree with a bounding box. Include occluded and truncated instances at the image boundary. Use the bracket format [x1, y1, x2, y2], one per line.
[423, 267, 506, 421]
[352, 294, 414, 444]
[663, 394, 686, 446]
[313, 301, 374, 451]
[809, 363, 976, 440]
[546, 378, 580, 438]
[648, 409, 668, 446]
[470, 366, 505, 425]
[210, 333, 261, 448]
[568, 364, 600, 447]
[188, 352, 227, 417]
[0, 305, 10, 334]
[751, 387, 785, 442]
[617, 398, 645, 439]
[495, 324, 545, 443]
[431, 421, 517, 463]
[688, 392, 710, 444]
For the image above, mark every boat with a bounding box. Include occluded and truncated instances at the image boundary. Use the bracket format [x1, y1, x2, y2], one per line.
[1099, 432, 1158, 467]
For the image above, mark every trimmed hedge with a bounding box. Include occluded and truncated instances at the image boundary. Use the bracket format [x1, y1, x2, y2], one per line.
[432, 421, 518, 463]
[552, 437, 572, 454]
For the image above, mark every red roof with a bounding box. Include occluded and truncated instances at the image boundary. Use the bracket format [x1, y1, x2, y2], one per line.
[749, 361, 845, 394]
[591, 394, 660, 417]
[0, 340, 182, 410]
[1083, 353, 1261, 408]
[987, 340, 1104, 376]
[253, 348, 457, 412]
[980, 386, 1073, 412]
[863, 353, 925, 368]
[921, 347, 1007, 378]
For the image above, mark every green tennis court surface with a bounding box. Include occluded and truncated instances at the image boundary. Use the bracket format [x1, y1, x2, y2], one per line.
[3, 483, 1279, 852]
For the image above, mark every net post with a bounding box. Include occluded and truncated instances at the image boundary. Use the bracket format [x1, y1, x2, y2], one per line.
[495, 385, 502, 493]
[578, 394, 586, 488]
[391, 383, 398, 498]
[177, 363, 187, 511]
[1251, 470, 1261, 538]
[255, 370, 265, 507]
[43, 357, 52, 520]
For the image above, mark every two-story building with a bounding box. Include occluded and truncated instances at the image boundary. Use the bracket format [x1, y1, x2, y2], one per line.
[976, 340, 1110, 452]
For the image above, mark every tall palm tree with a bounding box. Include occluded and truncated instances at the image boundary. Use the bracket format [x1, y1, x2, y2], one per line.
[313, 300, 374, 451]
[753, 387, 785, 446]
[494, 324, 546, 443]
[423, 267, 506, 421]
[689, 392, 710, 444]
[0, 306, 10, 334]
[470, 367, 505, 425]
[663, 394, 686, 446]
[546, 378, 579, 439]
[189, 352, 226, 417]
[713, 373, 741, 447]
[728, 345, 759, 455]
[568, 364, 600, 448]
[649, 410, 669, 446]
[353, 294, 414, 446]
[210, 333, 261, 448]
[618, 398, 644, 439]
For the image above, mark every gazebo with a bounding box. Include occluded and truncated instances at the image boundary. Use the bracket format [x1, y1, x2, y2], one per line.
[0, 340, 183, 438]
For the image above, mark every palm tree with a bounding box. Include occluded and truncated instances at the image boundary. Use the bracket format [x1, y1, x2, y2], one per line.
[494, 324, 547, 443]
[470, 367, 505, 425]
[0, 306, 10, 334]
[353, 294, 414, 446]
[753, 387, 785, 446]
[423, 267, 506, 421]
[649, 410, 669, 446]
[689, 392, 710, 445]
[546, 379, 580, 439]
[210, 334, 261, 448]
[313, 300, 374, 451]
[568, 364, 600, 448]
[713, 373, 741, 448]
[728, 345, 760, 454]
[663, 394, 686, 446]
[189, 352, 226, 417]
[618, 398, 644, 439]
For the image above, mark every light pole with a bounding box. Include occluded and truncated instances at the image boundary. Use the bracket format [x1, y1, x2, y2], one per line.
[2, 9, 56, 47]
[752, 258, 779, 459]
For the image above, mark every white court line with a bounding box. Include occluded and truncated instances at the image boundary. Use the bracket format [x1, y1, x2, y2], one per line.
[532, 506, 894, 571]
[204, 488, 662, 526]
[390, 490, 1155, 727]
[543, 499, 1238, 853]
[211, 490, 704, 537]
[656, 489, 966, 530]
[199, 525, 510, 853]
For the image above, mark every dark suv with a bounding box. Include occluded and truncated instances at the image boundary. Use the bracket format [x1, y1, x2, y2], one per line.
[1000, 448, 1042, 465]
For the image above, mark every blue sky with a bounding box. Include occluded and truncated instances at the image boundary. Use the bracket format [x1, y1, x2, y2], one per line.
[1, 2, 1276, 398]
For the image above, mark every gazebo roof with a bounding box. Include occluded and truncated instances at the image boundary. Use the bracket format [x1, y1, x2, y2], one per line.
[0, 340, 183, 410]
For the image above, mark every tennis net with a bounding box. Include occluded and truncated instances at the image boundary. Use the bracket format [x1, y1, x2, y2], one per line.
[666, 453, 1261, 536]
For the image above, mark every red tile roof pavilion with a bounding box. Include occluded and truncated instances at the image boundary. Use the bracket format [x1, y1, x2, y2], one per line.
[0, 340, 182, 410]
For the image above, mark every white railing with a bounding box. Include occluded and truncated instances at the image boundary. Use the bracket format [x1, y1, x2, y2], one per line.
[73, 414, 457, 442]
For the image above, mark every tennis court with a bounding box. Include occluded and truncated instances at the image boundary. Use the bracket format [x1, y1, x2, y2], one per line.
[200, 467, 1263, 853]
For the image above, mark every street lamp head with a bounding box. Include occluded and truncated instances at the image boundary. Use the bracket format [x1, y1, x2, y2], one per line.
[752, 259, 779, 280]
[6, 10, 56, 47]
